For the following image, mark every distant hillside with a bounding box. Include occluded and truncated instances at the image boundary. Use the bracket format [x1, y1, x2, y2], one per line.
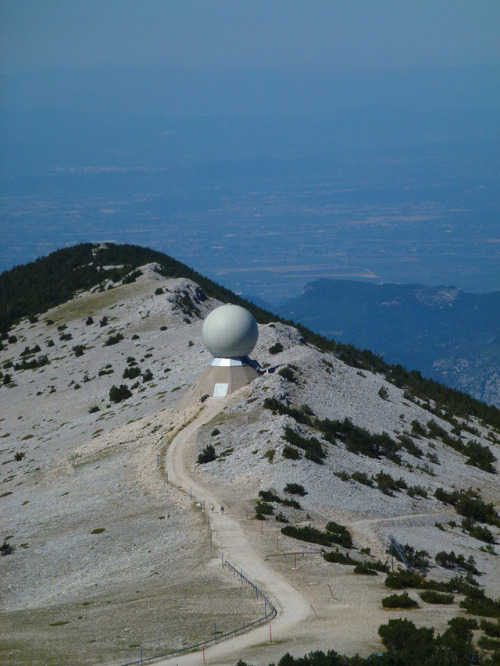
[276, 279, 500, 406]
[1, 243, 499, 430]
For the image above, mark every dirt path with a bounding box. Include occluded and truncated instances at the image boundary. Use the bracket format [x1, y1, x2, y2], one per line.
[157, 399, 311, 666]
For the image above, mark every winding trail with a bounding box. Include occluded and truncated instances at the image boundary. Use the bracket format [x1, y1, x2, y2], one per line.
[157, 399, 311, 665]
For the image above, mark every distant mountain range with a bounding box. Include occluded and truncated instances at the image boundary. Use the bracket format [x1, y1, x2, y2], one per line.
[276, 279, 500, 407]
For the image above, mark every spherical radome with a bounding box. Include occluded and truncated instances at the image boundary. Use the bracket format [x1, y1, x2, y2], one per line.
[202, 305, 258, 358]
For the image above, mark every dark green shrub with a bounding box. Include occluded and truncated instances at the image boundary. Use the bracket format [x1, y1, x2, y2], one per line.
[468, 523, 496, 543]
[85, 316, 94, 325]
[88, 405, 100, 413]
[477, 635, 500, 650]
[315, 417, 400, 462]
[460, 591, 500, 618]
[99, 316, 108, 327]
[325, 521, 353, 548]
[480, 619, 500, 637]
[269, 342, 283, 354]
[282, 525, 336, 547]
[283, 427, 325, 464]
[411, 420, 426, 437]
[123, 366, 141, 380]
[154, 287, 163, 295]
[211, 428, 220, 437]
[378, 386, 389, 400]
[105, 333, 124, 346]
[263, 397, 313, 425]
[255, 502, 274, 516]
[109, 384, 132, 403]
[323, 549, 358, 565]
[382, 592, 419, 609]
[72, 344, 86, 357]
[283, 445, 300, 460]
[419, 590, 454, 604]
[284, 483, 307, 496]
[278, 366, 297, 383]
[334, 470, 350, 481]
[0, 540, 14, 556]
[351, 471, 373, 486]
[384, 571, 424, 589]
[142, 369, 153, 382]
[378, 618, 433, 657]
[281, 498, 301, 509]
[407, 485, 428, 499]
[259, 490, 280, 503]
[398, 434, 423, 458]
[375, 471, 407, 496]
[14, 452, 25, 461]
[197, 444, 217, 464]
[435, 550, 479, 575]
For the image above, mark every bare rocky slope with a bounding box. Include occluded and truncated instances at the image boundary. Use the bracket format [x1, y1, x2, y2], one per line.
[1, 264, 500, 665]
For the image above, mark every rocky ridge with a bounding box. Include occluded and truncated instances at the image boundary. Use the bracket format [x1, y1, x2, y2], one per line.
[1, 264, 500, 664]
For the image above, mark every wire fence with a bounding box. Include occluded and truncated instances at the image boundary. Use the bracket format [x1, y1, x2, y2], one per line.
[120, 559, 277, 666]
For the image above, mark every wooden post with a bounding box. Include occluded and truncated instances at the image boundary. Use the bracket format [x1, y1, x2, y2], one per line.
[202, 644, 206, 664]
[276, 534, 279, 551]
[311, 604, 319, 620]
[327, 583, 335, 601]
[269, 624, 272, 643]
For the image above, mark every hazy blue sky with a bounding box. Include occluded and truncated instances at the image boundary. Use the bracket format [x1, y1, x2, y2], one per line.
[2, 1, 499, 75]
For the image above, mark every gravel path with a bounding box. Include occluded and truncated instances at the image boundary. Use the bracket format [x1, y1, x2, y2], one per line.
[159, 399, 311, 665]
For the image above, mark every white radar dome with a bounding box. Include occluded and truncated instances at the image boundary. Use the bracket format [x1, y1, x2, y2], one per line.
[202, 305, 258, 358]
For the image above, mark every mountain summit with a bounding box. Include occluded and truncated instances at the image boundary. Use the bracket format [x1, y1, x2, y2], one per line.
[1, 244, 499, 665]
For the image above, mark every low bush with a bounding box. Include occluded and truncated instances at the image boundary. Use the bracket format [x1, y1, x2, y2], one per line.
[323, 549, 358, 565]
[123, 366, 141, 380]
[419, 590, 454, 604]
[282, 525, 337, 548]
[283, 445, 300, 460]
[468, 523, 496, 544]
[259, 489, 281, 503]
[382, 592, 419, 609]
[109, 384, 132, 403]
[477, 635, 500, 651]
[376, 471, 407, 496]
[0, 540, 15, 556]
[105, 333, 124, 346]
[284, 483, 307, 496]
[278, 366, 297, 383]
[407, 485, 428, 499]
[480, 619, 500, 637]
[197, 444, 217, 464]
[435, 550, 479, 575]
[351, 471, 373, 486]
[325, 520, 353, 549]
[460, 591, 500, 618]
[268, 342, 283, 354]
[255, 502, 274, 516]
[283, 427, 325, 464]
